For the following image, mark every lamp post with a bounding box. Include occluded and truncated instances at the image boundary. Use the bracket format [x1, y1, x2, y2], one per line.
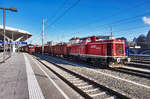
[0, 7, 17, 62]
[42, 19, 44, 56]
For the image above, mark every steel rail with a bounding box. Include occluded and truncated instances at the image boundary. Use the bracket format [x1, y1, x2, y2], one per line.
[33, 54, 130, 99]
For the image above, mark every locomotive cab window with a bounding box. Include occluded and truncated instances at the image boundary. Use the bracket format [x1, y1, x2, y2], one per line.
[87, 38, 91, 42]
[79, 40, 84, 43]
[28, 46, 34, 48]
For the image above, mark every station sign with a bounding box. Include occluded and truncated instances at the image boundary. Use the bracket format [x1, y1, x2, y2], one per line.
[0, 41, 27, 45]
[0, 41, 3, 44]
[14, 41, 27, 45]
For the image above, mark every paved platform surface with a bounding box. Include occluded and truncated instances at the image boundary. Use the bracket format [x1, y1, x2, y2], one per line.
[0, 53, 28, 99]
[0, 53, 84, 99]
[0, 52, 11, 63]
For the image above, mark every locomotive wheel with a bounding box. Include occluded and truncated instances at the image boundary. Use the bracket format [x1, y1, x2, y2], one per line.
[87, 58, 91, 63]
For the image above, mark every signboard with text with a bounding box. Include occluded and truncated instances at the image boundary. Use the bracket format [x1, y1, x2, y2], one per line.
[0, 41, 27, 45]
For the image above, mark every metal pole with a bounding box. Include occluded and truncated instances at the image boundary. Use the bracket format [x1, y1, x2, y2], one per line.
[12, 32, 13, 53]
[42, 19, 44, 56]
[27, 34, 28, 44]
[3, 9, 6, 62]
[110, 26, 113, 39]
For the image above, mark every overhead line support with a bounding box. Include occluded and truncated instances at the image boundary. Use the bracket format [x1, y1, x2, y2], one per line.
[42, 19, 44, 56]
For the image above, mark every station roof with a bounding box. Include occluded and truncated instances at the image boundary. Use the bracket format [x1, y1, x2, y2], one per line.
[0, 25, 32, 41]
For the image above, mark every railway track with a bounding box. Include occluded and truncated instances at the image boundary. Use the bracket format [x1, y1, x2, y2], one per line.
[51, 54, 150, 79]
[129, 56, 150, 64]
[66, 56, 150, 78]
[125, 56, 150, 72]
[39, 53, 150, 81]
[131, 60, 150, 64]
[33, 54, 129, 99]
[33, 53, 150, 98]
[43, 54, 150, 80]
[126, 61, 150, 68]
[60, 55, 150, 79]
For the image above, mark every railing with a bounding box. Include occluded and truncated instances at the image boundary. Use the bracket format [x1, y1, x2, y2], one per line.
[0, 51, 11, 63]
[0, 52, 3, 58]
[129, 54, 150, 62]
[129, 54, 150, 57]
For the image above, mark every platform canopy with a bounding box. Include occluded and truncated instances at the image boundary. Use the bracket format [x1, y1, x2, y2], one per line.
[0, 25, 32, 42]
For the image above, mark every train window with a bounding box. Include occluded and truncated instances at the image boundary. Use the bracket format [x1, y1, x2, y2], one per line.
[69, 40, 80, 44]
[28, 45, 34, 48]
[79, 40, 84, 43]
[87, 38, 91, 42]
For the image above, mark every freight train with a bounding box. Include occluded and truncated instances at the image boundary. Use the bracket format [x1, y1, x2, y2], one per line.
[34, 36, 130, 68]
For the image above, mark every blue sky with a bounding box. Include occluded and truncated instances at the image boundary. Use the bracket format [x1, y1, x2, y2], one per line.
[0, 0, 150, 44]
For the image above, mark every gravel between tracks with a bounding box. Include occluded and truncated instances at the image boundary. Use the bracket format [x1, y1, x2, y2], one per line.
[59, 64, 150, 99]
[37, 55, 150, 99]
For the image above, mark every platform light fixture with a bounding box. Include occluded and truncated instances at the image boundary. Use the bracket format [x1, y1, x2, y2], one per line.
[0, 7, 17, 62]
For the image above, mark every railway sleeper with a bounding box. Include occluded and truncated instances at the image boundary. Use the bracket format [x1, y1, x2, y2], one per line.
[67, 77, 80, 81]
[71, 80, 84, 83]
[74, 82, 88, 86]
[84, 88, 99, 93]
[86, 88, 105, 95]
[89, 91, 116, 99]
[106, 95, 117, 99]
[63, 73, 111, 98]
[89, 91, 106, 97]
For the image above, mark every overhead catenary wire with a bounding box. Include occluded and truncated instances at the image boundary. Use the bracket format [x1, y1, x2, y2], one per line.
[42, 0, 149, 43]
[90, 18, 142, 34]
[39, 0, 69, 42]
[94, 25, 149, 39]
[42, 0, 69, 44]
[45, 0, 69, 26]
[87, 10, 150, 37]
[46, 0, 148, 34]
[70, 0, 150, 39]
[78, 0, 149, 28]
[42, 0, 80, 43]
[96, 11, 150, 28]
[45, 0, 80, 30]
[114, 25, 150, 34]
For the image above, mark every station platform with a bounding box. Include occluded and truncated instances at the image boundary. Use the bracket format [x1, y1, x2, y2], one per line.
[0, 53, 83, 99]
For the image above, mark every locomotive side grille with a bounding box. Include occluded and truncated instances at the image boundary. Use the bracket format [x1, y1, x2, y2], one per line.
[115, 44, 124, 55]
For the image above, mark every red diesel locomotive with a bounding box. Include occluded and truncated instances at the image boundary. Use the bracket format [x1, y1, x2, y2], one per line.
[35, 36, 130, 67]
[69, 36, 129, 67]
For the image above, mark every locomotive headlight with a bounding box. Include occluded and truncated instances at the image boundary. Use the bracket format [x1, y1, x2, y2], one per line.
[117, 58, 121, 63]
